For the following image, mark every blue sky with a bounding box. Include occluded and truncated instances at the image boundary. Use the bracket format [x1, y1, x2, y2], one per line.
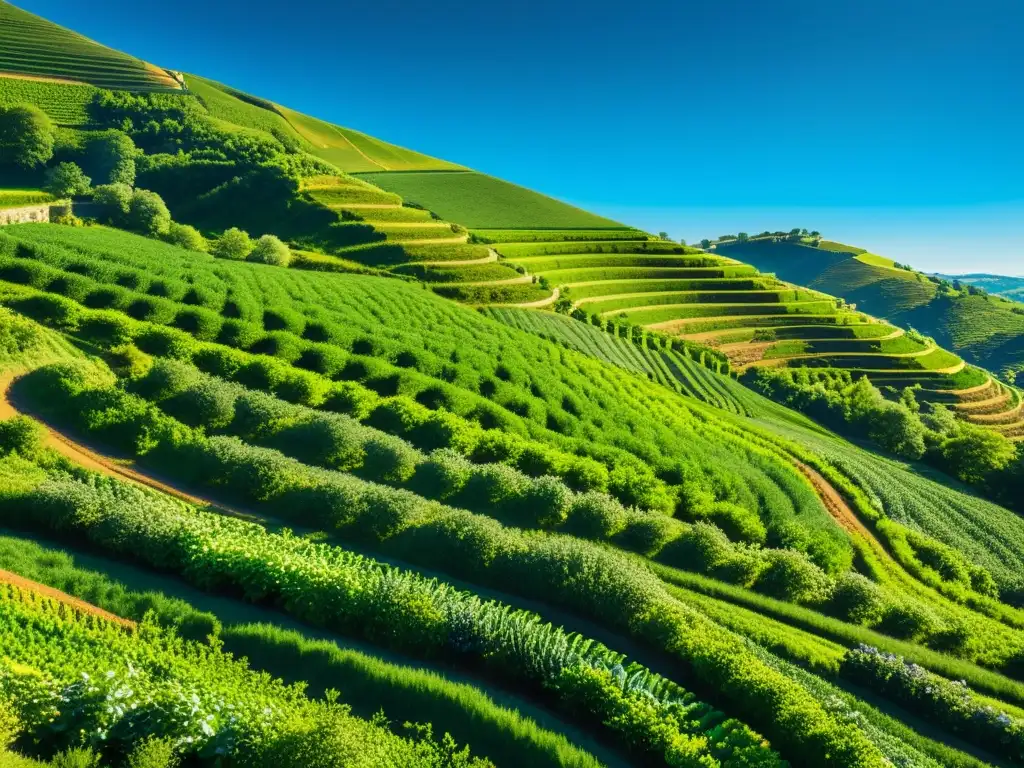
[20, 0, 1024, 273]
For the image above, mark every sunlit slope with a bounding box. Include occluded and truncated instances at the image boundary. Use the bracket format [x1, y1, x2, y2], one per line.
[359, 171, 629, 230]
[0, 0, 180, 91]
[718, 238, 1024, 381]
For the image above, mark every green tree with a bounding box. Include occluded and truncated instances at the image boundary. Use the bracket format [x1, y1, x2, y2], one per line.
[127, 188, 171, 235]
[213, 227, 253, 260]
[248, 234, 292, 266]
[166, 222, 208, 252]
[0, 104, 54, 167]
[87, 130, 137, 185]
[92, 182, 133, 223]
[658, 231, 669, 240]
[44, 162, 91, 198]
[737, 232, 749, 242]
[679, 238, 687, 246]
[700, 238, 711, 249]
[941, 425, 1018, 484]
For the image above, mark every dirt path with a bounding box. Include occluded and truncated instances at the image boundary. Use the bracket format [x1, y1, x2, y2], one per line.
[0, 567, 134, 628]
[1, 374, 255, 521]
[505, 287, 560, 309]
[0, 71, 93, 87]
[795, 461, 877, 541]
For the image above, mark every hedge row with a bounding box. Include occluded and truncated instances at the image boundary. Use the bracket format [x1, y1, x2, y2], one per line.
[5, 464, 781, 768]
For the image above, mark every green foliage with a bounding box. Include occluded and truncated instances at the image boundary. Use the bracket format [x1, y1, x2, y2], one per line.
[43, 163, 90, 198]
[843, 645, 1024, 762]
[0, 104, 54, 168]
[213, 227, 252, 260]
[247, 234, 291, 266]
[84, 130, 136, 185]
[164, 222, 208, 253]
[127, 189, 171, 236]
[91, 182, 132, 220]
[0, 417, 45, 460]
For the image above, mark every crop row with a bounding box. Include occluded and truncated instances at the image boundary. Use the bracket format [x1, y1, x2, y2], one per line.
[0, 527, 604, 768]
[4, 460, 783, 768]
[614, 302, 841, 323]
[493, 241, 699, 258]
[471, 230, 650, 244]
[0, 575, 464, 765]
[0, 224, 850, 573]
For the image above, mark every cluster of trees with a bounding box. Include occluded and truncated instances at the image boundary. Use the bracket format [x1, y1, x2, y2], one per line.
[749, 367, 1022, 506]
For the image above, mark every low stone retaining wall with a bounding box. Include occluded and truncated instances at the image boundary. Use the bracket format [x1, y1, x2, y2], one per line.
[0, 204, 52, 225]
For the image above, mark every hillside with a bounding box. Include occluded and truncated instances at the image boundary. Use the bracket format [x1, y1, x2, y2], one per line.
[717, 238, 1024, 383]
[1, 4, 1024, 767]
[0, 0, 181, 91]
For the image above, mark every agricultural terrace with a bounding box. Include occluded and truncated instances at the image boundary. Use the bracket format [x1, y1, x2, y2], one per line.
[3, 223, 1024, 766]
[0, 1, 181, 91]
[0, 189, 55, 209]
[718, 237, 1024, 388]
[487, 233, 1024, 429]
[0, 76, 98, 126]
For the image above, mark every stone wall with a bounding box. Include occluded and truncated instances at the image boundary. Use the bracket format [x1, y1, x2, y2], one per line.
[0, 204, 52, 226]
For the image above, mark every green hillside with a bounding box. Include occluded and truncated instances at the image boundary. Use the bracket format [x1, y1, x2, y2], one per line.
[0, 0, 181, 91]
[716, 238, 1024, 383]
[2, 4, 1024, 766]
[358, 170, 629, 229]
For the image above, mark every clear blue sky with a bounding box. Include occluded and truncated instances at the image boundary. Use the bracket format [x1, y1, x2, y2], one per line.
[19, 0, 1024, 273]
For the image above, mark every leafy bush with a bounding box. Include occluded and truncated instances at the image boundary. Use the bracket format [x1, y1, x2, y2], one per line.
[211, 227, 252, 260]
[165, 222, 208, 253]
[0, 104, 54, 168]
[248, 234, 291, 267]
[44, 162, 91, 198]
[127, 189, 171, 236]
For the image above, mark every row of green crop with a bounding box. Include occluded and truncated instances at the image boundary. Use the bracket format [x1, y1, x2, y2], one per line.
[1, 456, 782, 768]
[512, 258, 742, 275]
[392, 263, 521, 283]
[0, 224, 850, 575]
[0, 552, 474, 765]
[583, 290, 826, 312]
[613, 302, 841, 323]
[432, 283, 552, 304]
[493, 241, 699, 258]
[565, 278, 770, 299]
[0, 526, 605, 768]
[471, 230, 650, 244]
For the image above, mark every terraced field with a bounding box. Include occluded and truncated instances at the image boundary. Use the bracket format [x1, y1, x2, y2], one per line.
[490, 235, 1023, 428]
[0, 0, 181, 91]
[5, 224, 1024, 767]
[719, 238, 1024, 383]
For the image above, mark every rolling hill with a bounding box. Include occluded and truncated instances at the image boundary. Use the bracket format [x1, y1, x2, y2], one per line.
[1, 4, 1024, 767]
[936, 272, 1024, 301]
[715, 237, 1024, 384]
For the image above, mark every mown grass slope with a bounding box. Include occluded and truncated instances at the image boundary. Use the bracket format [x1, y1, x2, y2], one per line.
[0, 0, 181, 91]
[358, 171, 629, 229]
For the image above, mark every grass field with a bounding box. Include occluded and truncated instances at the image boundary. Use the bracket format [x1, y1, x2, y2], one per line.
[0, 189, 56, 209]
[276, 105, 465, 172]
[358, 171, 630, 229]
[0, 0, 181, 91]
[0, 76, 98, 125]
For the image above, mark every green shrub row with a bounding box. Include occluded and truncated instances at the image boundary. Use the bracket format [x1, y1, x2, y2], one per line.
[5, 464, 780, 768]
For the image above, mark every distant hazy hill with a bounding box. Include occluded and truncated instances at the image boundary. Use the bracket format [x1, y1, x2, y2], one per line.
[934, 273, 1024, 302]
